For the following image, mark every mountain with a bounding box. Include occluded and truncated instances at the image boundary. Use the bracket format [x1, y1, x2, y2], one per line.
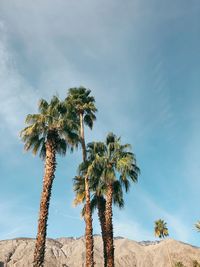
[0, 236, 200, 266]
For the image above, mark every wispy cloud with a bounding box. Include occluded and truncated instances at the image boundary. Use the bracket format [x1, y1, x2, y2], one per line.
[0, 198, 36, 239]
[106, 185, 191, 242]
[113, 216, 152, 241]
[138, 189, 190, 242]
[0, 23, 38, 139]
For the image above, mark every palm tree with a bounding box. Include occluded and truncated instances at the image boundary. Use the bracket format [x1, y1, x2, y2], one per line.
[80, 134, 139, 267]
[20, 96, 78, 267]
[154, 219, 169, 239]
[73, 142, 124, 267]
[100, 133, 139, 267]
[87, 141, 125, 267]
[154, 219, 172, 267]
[65, 87, 97, 267]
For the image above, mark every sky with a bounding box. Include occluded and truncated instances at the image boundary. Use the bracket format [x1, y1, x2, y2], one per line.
[0, 0, 200, 246]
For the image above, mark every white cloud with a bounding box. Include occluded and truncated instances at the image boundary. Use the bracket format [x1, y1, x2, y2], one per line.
[0, 198, 36, 239]
[113, 216, 152, 241]
[0, 23, 38, 140]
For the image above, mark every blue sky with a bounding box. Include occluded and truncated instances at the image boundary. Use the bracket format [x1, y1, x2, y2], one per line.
[0, 0, 200, 246]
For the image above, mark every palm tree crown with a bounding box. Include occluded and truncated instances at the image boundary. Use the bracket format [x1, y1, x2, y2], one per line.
[73, 162, 125, 215]
[96, 132, 140, 189]
[154, 219, 169, 239]
[65, 86, 97, 129]
[20, 96, 78, 157]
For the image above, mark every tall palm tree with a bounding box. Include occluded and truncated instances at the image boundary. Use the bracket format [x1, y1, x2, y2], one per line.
[100, 133, 139, 267]
[154, 219, 172, 267]
[79, 134, 139, 267]
[65, 87, 97, 267]
[73, 148, 124, 267]
[20, 96, 78, 267]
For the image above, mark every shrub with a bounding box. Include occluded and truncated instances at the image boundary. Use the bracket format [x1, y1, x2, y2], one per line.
[193, 260, 200, 267]
[174, 262, 185, 267]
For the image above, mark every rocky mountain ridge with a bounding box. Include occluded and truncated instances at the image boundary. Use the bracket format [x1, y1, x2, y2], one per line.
[0, 236, 200, 266]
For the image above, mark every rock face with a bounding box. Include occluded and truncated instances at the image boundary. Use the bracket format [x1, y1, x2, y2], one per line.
[0, 236, 200, 267]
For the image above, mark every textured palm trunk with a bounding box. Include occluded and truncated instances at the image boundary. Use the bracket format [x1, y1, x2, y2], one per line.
[80, 113, 94, 267]
[105, 184, 114, 267]
[33, 137, 56, 267]
[97, 198, 107, 267]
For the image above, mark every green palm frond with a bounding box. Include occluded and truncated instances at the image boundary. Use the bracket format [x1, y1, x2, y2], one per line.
[119, 176, 130, 192]
[39, 142, 46, 159]
[84, 113, 95, 129]
[65, 87, 97, 130]
[20, 95, 79, 159]
[90, 196, 98, 214]
[195, 221, 200, 232]
[55, 137, 67, 156]
[38, 99, 49, 114]
[106, 132, 117, 146]
[73, 134, 139, 217]
[112, 181, 124, 208]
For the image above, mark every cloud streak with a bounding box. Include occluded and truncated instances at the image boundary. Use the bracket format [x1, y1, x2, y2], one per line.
[0, 23, 38, 139]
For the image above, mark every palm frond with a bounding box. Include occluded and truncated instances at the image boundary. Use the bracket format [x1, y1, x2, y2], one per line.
[55, 137, 67, 156]
[38, 99, 49, 114]
[112, 181, 124, 208]
[195, 221, 200, 232]
[66, 86, 97, 130]
[84, 113, 95, 129]
[20, 95, 79, 158]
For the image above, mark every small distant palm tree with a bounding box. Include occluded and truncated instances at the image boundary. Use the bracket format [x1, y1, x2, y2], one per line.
[66, 87, 97, 267]
[154, 219, 172, 267]
[20, 96, 78, 267]
[195, 221, 200, 232]
[154, 219, 169, 239]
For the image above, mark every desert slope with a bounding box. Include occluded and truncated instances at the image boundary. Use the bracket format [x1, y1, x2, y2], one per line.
[0, 236, 200, 266]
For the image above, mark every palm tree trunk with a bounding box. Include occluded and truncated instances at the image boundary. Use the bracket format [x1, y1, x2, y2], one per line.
[97, 198, 107, 267]
[33, 138, 56, 267]
[84, 176, 94, 267]
[80, 113, 94, 267]
[80, 113, 87, 162]
[105, 184, 114, 267]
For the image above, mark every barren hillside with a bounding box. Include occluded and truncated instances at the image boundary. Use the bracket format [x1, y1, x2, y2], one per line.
[0, 236, 200, 266]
